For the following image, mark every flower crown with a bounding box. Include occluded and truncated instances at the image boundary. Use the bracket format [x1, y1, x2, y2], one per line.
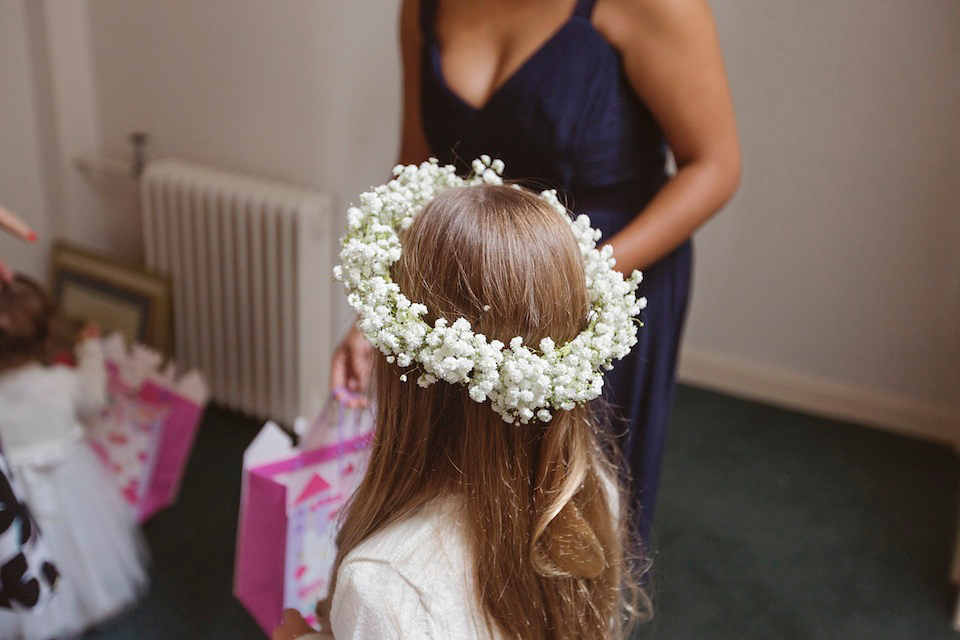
[333, 157, 645, 424]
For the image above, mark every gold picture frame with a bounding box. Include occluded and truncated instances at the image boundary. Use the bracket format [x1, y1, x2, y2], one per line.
[50, 242, 172, 352]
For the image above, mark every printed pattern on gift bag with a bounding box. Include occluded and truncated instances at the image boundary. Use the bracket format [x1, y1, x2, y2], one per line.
[234, 393, 373, 633]
[282, 434, 370, 627]
[86, 335, 208, 521]
[87, 392, 168, 507]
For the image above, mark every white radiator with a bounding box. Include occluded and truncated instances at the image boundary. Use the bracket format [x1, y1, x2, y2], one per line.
[141, 159, 334, 426]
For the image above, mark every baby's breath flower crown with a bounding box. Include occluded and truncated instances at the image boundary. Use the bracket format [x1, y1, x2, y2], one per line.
[333, 156, 645, 424]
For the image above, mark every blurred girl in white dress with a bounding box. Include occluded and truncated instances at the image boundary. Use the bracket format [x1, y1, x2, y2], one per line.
[0, 275, 147, 640]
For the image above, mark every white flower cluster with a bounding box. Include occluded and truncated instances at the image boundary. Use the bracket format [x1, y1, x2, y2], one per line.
[333, 156, 646, 424]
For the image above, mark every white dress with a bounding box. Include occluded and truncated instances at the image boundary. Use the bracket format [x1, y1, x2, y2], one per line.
[300, 477, 620, 639]
[302, 496, 501, 640]
[0, 342, 148, 640]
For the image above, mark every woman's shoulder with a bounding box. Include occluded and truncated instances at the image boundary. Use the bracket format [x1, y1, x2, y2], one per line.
[595, 0, 704, 52]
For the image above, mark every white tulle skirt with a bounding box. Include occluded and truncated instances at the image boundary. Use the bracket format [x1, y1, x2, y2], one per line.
[0, 434, 148, 640]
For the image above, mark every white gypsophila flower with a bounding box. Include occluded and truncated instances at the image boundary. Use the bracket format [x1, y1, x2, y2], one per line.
[334, 156, 645, 424]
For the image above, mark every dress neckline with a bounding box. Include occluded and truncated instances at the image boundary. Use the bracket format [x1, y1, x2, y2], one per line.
[428, 2, 594, 113]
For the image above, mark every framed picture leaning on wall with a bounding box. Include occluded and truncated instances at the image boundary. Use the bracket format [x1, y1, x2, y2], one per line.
[51, 242, 171, 352]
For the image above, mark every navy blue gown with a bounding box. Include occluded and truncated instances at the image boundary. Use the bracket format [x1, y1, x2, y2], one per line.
[419, 0, 693, 541]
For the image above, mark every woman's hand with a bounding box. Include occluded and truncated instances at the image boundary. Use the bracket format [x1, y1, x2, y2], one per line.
[0, 206, 35, 243]
[330, 325, 375, 408]
[0, 205, 36, 284]
[271, 609, 319, 640]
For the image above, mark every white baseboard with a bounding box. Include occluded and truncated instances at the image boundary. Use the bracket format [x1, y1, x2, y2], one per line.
[677, 348, 960, 448]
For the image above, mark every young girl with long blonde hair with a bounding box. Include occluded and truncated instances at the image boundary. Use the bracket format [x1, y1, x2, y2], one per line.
[277, 169, 647, 640]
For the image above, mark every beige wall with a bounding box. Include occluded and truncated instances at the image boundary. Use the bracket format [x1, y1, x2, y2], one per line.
[680, 0, 960, 439]
[0, 1, 50, 279]
[85, 0, 402, 332]
[5, 0, 958, 438]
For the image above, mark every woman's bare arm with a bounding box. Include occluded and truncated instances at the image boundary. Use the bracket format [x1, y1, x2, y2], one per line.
[398, 0, 432, 165]
[596, 0, 741, 271]
[0, 206, 36, 284]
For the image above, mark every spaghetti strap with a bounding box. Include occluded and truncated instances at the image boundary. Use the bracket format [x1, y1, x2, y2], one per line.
[573, 0, 597, 19]
[419, 0, 437, 36]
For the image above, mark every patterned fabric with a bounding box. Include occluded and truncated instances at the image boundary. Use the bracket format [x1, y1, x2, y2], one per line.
[0, 451, 58, 611]
[87, 391, 168, 509]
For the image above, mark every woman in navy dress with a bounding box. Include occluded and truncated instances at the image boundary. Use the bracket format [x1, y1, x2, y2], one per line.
[332, 0, 740, 543]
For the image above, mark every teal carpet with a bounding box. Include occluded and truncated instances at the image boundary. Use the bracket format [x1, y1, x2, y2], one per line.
[643, 386, 959, 640]
[87, 385, 959, 639]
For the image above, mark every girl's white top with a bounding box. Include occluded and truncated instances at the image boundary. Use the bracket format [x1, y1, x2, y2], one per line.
[300, 474, 620, 640]
[0, 341, 107, 462]
[304, 497, 500, 640]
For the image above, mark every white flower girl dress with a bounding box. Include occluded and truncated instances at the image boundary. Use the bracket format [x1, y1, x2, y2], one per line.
[0, 340, 148, 639]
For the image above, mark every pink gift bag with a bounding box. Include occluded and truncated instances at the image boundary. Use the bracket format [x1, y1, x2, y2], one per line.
[234, 394, 374, 633]
[87, 334, 208, 522]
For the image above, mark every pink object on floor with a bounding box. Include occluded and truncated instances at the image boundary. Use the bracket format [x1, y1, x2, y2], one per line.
[86, 335, 208, 523]
[234, 395, 373, 634]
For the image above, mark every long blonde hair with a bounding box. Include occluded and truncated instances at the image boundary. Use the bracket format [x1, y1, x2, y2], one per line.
[324, 184, 645, 638]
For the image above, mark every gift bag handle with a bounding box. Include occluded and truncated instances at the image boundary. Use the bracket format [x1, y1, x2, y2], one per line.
[331, 386, 358, 405]
[299, 387, 372, 470]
